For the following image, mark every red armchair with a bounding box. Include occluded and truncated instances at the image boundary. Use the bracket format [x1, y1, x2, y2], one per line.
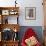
[21, 28, 41, 46]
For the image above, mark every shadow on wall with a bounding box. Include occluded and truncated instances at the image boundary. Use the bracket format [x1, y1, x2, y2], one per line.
[18, 26, 43, 44]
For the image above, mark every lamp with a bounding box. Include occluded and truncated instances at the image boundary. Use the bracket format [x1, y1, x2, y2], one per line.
[15, 0, 17, 7]
[14, 28, 17, 32]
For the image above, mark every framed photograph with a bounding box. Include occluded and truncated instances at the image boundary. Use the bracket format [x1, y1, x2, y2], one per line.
[25, 7, 36, 20]
[2, 10, 9, 15]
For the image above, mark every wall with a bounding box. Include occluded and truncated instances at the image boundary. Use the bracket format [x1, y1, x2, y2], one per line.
[18, 0, 44, 26]
[0, 0, 44, 26]
[18, 26, 44, 44]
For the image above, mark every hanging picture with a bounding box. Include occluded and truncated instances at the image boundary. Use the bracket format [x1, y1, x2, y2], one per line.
[2, 10, 9, 15]
[25, 7, 36, 20]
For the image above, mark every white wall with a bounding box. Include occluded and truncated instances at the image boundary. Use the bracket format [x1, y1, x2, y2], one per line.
[18, 0, 44, 26]
[0, 0, 44, 26]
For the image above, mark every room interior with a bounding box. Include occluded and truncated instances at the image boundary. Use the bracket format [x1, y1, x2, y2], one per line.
[0, 0, 46, 46]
